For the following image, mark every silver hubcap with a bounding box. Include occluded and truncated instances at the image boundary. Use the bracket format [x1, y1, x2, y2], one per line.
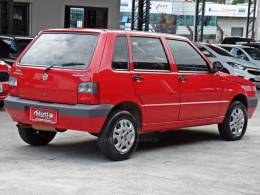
[229, 107, 245, 137]
[113, 119, 136, 154]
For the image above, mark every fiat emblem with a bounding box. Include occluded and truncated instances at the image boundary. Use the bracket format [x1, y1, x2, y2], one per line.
[42, 73, 49, 81]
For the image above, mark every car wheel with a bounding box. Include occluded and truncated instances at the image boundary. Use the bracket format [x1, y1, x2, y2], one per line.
[0, 101, 4, 109]
[18, 125, 56, 146]
[98, 110, 139, 161]
[218, 101, 248, 141]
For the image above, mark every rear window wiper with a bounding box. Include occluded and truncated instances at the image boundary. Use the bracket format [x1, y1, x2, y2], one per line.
[45, 62, 85, 72]
[60, 62, 85, 67]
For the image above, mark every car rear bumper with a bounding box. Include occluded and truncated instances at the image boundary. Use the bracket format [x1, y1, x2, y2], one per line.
[4, 96, 113, 133]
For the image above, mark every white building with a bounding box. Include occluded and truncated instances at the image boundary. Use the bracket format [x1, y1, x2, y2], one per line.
[5, 0, 121, 36]
[120, 0, 254, 42]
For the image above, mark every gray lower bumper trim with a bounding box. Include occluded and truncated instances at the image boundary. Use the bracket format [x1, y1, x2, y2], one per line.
[248, 97, 258, 108]
[4, 96, 113, 118]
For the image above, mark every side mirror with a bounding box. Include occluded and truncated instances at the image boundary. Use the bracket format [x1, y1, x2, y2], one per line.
[202, 50, 212, 58]
[211, 61, 223, 73]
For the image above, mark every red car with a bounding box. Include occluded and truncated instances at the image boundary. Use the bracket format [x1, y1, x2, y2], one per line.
[5, 29, 258, 160]
[0, 60, 9, 108]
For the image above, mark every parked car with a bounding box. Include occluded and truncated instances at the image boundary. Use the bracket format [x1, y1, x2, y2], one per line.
[239, 42, 260, 50]
[0, 36, 33, 66]
[0, 60, 9, 108]
[4, 29, 258, 160]
[222, 37, 254, 44]
[196, 43, 260, 89]
[218, 44, 260, 87]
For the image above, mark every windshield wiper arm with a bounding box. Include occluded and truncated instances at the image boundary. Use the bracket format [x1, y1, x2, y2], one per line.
[45, 63, 59, 72]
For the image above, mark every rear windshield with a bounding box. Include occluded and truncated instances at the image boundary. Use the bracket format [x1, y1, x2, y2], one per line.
[19, 33, 98, 69]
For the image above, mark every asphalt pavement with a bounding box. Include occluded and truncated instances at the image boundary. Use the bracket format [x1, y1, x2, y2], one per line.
[0, 92, 260, 195]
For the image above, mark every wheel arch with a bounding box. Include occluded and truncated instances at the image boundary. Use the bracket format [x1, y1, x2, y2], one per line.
[107, 101, 143, 129]
[230, 94, 248, 108]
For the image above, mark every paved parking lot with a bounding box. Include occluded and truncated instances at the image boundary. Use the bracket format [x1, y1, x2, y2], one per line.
[0, 92, 260, 195]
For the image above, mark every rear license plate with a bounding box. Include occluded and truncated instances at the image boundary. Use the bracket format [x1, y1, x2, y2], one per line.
[0, 84, 2, 93]
[30, 107, 58, 124]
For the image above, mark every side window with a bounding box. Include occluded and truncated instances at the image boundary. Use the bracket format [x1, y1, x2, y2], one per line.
[167, 39, 208, 72]
[198, 47, 216, 58]
[231, 48, 249, 61]
[112, 36, 129, 70]
[131, 37, 170, 71]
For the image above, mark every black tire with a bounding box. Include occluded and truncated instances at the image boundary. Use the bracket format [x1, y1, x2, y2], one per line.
[218, 101, 248, 141]
[0, 101, 4, 109]
[98, 110, 139, 161]
[18, 126, 56, 146]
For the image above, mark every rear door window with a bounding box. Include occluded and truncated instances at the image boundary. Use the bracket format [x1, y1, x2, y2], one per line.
[131, 37, 170, 71]
[167, 39, 209, 72]
[19, 33, 99, 69]
[112, 36, 129, 70]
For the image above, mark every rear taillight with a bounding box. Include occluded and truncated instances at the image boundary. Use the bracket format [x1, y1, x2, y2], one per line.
[8, 76, 18, 96]
[77, 82, 99, 104]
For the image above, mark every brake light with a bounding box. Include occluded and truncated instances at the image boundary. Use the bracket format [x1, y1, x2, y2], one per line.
[77, 82, 99, 104]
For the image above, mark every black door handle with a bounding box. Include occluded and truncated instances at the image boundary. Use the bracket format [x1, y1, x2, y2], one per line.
[178, 75, 188, 81]
[132, 75, 144, 81]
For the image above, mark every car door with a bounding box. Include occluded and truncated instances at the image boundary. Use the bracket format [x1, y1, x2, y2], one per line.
[167, 39, 222, 120]
[130, 36, 180, 125]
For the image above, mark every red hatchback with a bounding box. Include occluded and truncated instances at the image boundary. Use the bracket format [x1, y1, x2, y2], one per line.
[0, 60, 9, 108]
[5, 29, 258, 160]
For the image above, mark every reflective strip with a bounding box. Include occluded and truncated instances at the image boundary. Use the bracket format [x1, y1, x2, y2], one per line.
[143, 101, 229, 107]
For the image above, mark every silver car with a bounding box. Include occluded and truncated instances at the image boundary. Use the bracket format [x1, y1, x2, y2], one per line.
[195, 43, 260, 89]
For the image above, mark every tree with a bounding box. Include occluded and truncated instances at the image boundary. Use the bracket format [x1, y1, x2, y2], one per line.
[232, 0, 246, 4]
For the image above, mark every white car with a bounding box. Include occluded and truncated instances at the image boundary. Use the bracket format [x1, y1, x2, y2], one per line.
[196, 43, 260, 89]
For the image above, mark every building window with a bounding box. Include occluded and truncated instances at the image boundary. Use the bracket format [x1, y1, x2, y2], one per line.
[13, 3, 29, 36]
[231, 27, 243, 37]
[0, 2, 29, 36]
[65, 6, 108, 29]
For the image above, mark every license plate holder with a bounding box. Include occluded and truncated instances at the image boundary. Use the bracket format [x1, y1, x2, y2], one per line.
[30, 107, 58, 124]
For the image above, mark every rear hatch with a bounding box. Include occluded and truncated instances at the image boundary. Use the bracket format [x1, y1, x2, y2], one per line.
[15, 32, 99, 104]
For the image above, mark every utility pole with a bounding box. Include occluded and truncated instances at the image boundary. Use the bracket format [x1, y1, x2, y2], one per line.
[256, 0, 260, 40]
[246, 0, 257, 39]
[131, 0, 151, 31]
[194, 0, 206, 42]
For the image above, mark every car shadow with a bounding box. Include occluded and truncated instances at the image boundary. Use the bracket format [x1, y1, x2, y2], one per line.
[137, 129, 221, 151]
[18, 129, 221, 162]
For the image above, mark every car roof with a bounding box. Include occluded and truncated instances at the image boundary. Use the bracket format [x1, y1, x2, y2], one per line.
[43, 28, 189, 41]
[217, 44, 253, 49]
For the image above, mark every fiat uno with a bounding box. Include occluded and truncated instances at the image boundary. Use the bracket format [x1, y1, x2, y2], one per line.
[4, 29, 258, 160]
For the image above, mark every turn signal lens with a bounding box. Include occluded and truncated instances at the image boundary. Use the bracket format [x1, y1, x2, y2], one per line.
[78, 82, 99, 104]
[78, 82, 97, 94]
